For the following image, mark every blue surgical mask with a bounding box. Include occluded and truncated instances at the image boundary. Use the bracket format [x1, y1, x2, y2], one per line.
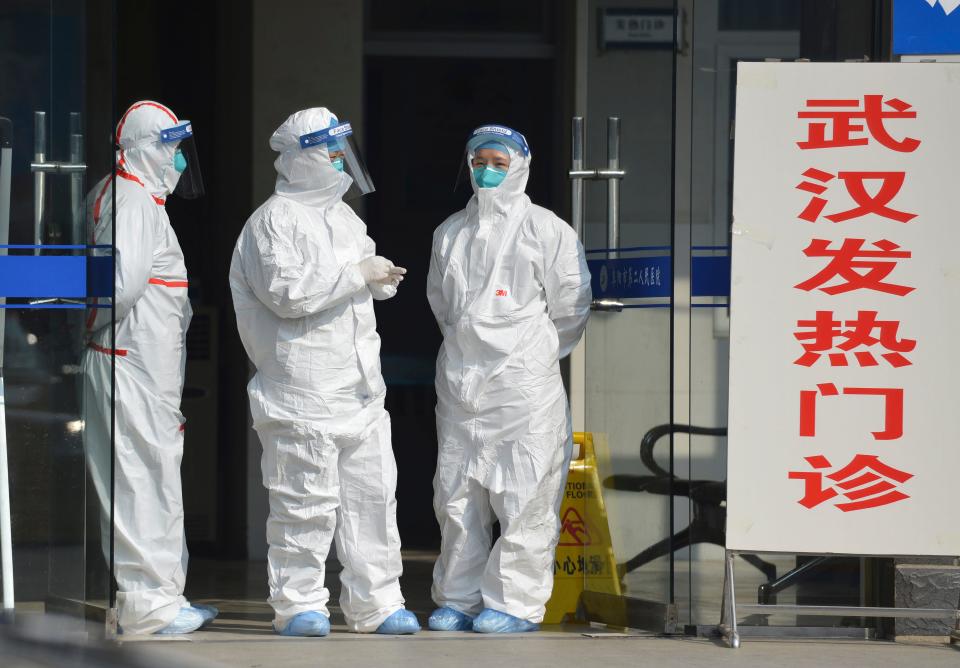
[473, 165, 507, 189]
[173, 149, 188, 173]
[331, 157, 345, 172]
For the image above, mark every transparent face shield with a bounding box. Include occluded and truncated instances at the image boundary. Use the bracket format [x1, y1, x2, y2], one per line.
[160, 121, 204, 199]
[299, 121, 375, 199]
[455, 124, 530, 192]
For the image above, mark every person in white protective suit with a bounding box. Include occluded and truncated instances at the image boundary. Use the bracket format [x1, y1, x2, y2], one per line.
[229, 107, 420, 637]
[83, 100, 216, 635]
[427, 125, 592, 633]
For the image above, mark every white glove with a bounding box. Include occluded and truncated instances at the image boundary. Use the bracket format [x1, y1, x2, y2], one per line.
[369, 282, 398, 301]
[357, 256, 407, 285]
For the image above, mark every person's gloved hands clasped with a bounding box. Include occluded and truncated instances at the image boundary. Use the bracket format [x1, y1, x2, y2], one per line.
[358, 255, 407, 287]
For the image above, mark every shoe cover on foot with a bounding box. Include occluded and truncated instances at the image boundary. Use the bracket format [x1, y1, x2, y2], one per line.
[375, 609, 420, 634]
[276, 611, 331, 637]
[472, 609, 539, 633]
[191, 604, 219, 627]
[155, 607, 206, 635]
[428, 607, 474, 631]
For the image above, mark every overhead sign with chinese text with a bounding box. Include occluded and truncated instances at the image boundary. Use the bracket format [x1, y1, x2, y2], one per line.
[600, 9, 674, 49]
[727, 63, 960, 556]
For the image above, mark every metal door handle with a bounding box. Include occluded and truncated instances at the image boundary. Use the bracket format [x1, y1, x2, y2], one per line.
[30, 162, 87, 173]
[31, 111, 87, 250]
[568, 117, 626, 257]
[606, 117, 621, 260]
[569, 169, 626, 179]
[590, 298, 624, 312]
[33, 111, 45, 249]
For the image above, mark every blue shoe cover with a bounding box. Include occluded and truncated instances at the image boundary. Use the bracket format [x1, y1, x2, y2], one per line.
[375, 609, 421, 635]
[472, 609, 539, 633]
[191, 604, 219, 627]
[276, 611, 331, 637]
[155, 607, 206, 635]
[428, 607, 474, 631]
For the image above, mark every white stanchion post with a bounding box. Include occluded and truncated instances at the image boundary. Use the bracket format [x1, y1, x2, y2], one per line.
[0, 125, 13, 612]
[0, 377, 12, 611]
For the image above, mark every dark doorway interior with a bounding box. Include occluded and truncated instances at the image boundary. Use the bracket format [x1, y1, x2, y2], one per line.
[116, 0, 253, 558]
[364, 54, 563, 547]
[111, 0, 567, 557]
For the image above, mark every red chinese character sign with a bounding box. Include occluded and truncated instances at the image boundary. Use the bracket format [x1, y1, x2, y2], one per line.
[728, 63, 960, 556]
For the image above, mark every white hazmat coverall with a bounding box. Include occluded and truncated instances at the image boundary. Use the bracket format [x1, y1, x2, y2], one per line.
[83, 101, 194, 634]
[229, 108, 405, 632]
[427, 144, 592, 623]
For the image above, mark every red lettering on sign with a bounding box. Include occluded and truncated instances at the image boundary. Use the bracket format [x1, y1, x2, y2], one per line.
[793, 310, 915, 368]
[797, 169, 916, 224]
[799, 383, 904, 441]
[797, 95, 920, 153]
[788, 454, 913, 512]
[795, 238, 914, 296]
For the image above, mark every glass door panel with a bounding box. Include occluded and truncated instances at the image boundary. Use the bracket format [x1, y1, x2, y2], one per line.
[579, 0, 679, 629]
[0, 0, 115, 633]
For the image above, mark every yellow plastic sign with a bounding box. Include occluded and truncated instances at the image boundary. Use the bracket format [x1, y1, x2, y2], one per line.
[543, 432, 622, 624]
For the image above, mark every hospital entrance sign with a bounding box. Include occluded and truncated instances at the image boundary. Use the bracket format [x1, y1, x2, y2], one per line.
[727, 62, 960, 557]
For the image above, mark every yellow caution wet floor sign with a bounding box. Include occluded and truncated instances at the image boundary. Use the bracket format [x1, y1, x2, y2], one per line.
[544, 432, 622, 624]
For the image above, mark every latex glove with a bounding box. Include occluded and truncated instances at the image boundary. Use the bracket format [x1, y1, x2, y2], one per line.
[369, 282, 398, 301]
[358, 256, 407, 285]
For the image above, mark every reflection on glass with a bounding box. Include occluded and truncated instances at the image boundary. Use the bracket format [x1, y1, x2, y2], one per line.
[0, 0, 114, 631]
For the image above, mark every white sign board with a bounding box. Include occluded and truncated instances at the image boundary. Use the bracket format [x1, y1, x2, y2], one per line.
[728, 63, 960, 556]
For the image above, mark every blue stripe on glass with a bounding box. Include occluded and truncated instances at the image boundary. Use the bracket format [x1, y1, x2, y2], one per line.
[0, 255, 114, 298]
[0, 304, 92, 310]
[0, 245, 111, 250]
[588, 256, 671, 299]
[88, 256, 114, 298]
[585, 245, 672, 254]
[586, 254, 730, 297]
[691, 256, 730, 297]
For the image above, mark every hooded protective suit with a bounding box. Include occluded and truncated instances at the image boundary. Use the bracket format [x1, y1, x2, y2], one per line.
[82, 101, 194, 634]
[229, 108, 406, 633]
[427, 136, 592, 623]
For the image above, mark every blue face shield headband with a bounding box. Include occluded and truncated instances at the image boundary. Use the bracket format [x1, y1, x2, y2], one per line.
[299, 121, 352, 149]
[160, 121, 193, 144]
[465, 124, 530, 158]
[297, 121, 376, 198]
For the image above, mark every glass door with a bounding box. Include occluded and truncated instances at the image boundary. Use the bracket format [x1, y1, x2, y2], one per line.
[676, 0, 803, 628]
[575, 0, 866, 632]
[681, 0, 888, 635]
[561, 0, 889, 637]
[576, 0, 681, 631]
[0, 0, 116, 634]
